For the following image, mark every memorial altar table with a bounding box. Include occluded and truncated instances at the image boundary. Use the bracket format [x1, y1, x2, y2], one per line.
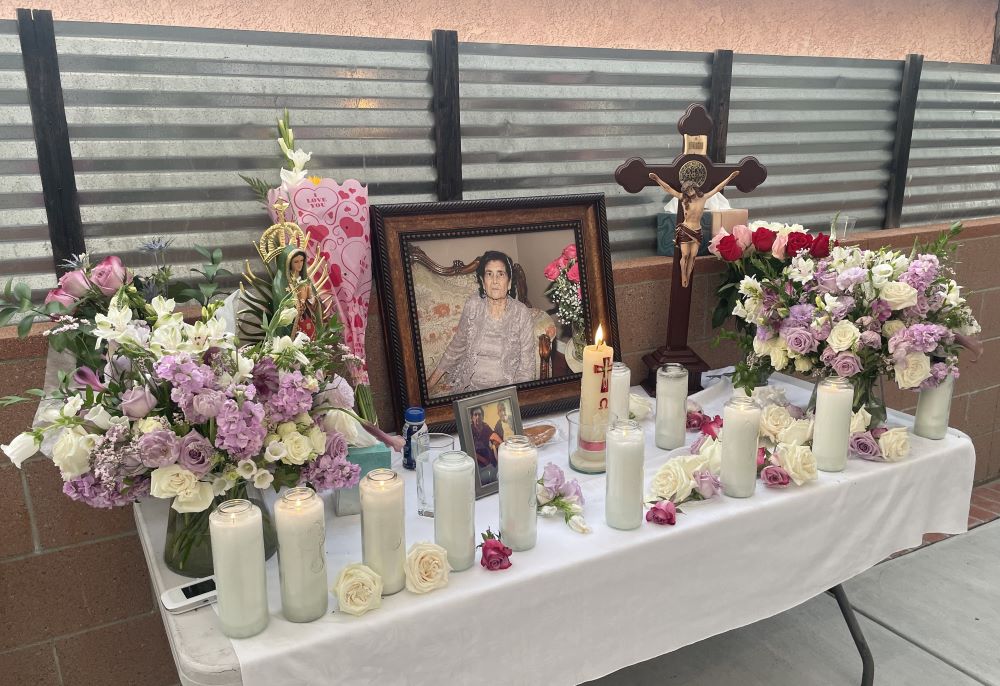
[135, 373, 975, 686]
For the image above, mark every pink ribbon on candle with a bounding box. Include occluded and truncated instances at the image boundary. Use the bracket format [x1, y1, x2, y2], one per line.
[578, 438, 607, 452]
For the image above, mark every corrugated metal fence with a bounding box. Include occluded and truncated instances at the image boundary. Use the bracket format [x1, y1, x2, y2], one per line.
[1, 18, 999, 290]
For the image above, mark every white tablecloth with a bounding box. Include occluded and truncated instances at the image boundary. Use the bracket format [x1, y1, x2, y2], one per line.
[224, 374, 974, 686]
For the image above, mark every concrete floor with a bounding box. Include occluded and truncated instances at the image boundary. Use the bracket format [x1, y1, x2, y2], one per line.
[589, 521, 999, 686]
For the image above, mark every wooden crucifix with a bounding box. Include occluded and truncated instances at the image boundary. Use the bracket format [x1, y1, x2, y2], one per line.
[615, 103, 767, 394]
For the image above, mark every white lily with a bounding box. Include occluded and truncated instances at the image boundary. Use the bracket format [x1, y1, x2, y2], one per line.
[280, 167, 307, 188]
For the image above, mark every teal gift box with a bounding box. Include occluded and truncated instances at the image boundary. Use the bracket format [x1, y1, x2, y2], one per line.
[656, 213, 713, 257]
[334, 443, 392, 516]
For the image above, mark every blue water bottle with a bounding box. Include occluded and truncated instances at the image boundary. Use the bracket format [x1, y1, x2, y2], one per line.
[402, 407, 427, 470]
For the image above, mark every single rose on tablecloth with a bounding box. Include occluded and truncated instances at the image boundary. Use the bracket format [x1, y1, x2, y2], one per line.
[849, 431, 882, 460]
[759, 404, 793, 442]
[692, 469, 722, 498]
[878, 427, 910, 462]
[645, 500, 677, 526]
[774, 443, 817, 486]
[479, 528, 512, 570]
[760, 464, 791, 488]
[777, 418, 813, 447]
[650, 457, 694, 504]
[333, 563, 383, 616]
[404, 542, 451, 594]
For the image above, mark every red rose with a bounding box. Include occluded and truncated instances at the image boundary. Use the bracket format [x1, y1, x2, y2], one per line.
[751, 227, 777, 252]
[480, 538, 512, 570]
[785, 231, 813, 257]
[699, 414, 723, 439]
[646, 500, 677, 526]
[716, 234, 743, 261]
[810, 232, 831, 258]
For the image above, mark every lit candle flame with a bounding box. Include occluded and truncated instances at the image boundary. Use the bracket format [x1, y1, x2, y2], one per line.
[595, 324, 604, 347]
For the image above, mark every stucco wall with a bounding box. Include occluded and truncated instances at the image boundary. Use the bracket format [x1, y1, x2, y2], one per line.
[3, 0, 997, 63]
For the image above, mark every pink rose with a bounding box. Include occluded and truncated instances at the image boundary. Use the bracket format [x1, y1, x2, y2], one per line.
[771, 233, 789, 260]
[44, 288, 77, 308]
[562, 244, 577, 260]
[543, 261, 561, 281]
[708, 228, 730, 257]
[732, 224, 752, 250]
[480, 538, 512, 570]
[58, 269, 90, 297]
[89, 255, 131, 296]
[646, 500, 677, 525]
[756, 446, 768, 466]
[686, 410, 708, 431]
[120, 385, 157, 419]
[566, 263, 580, 283]
[761, 465, 791, 488]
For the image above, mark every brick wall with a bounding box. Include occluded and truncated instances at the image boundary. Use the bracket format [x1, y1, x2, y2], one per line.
[1, 218, 997, 685]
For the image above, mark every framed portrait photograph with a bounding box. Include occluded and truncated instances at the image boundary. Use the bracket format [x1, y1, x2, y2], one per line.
[371, 194, 619, 432]
[453, 386, 523, 497]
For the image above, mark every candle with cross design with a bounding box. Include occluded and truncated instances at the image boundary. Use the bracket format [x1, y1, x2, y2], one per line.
[573, 324, 614, 473]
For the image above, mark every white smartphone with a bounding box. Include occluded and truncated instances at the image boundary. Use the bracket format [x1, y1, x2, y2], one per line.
[160, 576, 217, 614]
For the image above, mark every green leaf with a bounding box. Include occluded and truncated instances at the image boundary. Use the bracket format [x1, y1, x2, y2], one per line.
[198, 283, 216, 303]
[193, 245, 212, 261]
[0, 307, 16, 327]
[211, 248, 222, 265]
[16, 313, 34, 338]
[13, 282, 30, 302]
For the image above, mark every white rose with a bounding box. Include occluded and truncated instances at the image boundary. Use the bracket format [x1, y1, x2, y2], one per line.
[567, 515, 592, 534]
[2, 432, 40, 467]
[753, 335, 776, 357]
[307, 426, 327, 454]
[696, 438, 722, 474]
[775, 443, 817, 485]
[236, 459, 257, 479]
[769, 344, 789, 371]
[84, 405, 113, 430]
[294, 412, 314, 427]
[878, 427, 910, 462]
[172, 481, 214, 513]
[52, 426, 97, 480]
[150, 464, 198, 499]
[778, 418, 813, 446]
[827, 321, 861, 352]
[879, 281, 918, 310]
[870, 263, 894, 288]
[253, 470, 275, 490]
[895, 352, 932, 390]
[759, 405, 793, 442]
[264, 440, 287, 463]
[794, 356, 814, 373]
[134, 417, 163, 435]
[650, 457, 694, 503]
[404, 542, 451, 594]
[282, 433, 313, 465]
[61, 394, 84, 419]
[333, 563, 383, 616]
[276, 421, 298, 438]
[850, 408, 872, 434]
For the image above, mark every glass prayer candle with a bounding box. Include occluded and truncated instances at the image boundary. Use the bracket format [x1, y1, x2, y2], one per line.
[209, 499, 269, 638]
[813, 377, 854, 472]
[498, 436, 538, 552]
[719, 396, 761, 498]
[608, 362, 631, 423]
[605, 419, 645, 530]
[913, 374, 955, 440]
[655, 364, 688, 450]
[275, 487, 328, 623]
[433, 450, 476, 571]
[360, 469, 406, 595]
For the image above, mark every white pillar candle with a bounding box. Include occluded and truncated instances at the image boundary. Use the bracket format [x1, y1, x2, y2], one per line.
[655, 364, 688, 450]
[433, 450, 476, 571]
[719, 397, 761, 498]
[813, 377, 854, 472]
[913, 373, 955, 440]
[498, 436, 538, 551]
[275, 487, 328, 623]
[360, 469, 406, 595]
[608, 362, 631, 423]
[605, 419, 645, 529]
[209, 499, 269, 638]
[575, 324, 614, 472]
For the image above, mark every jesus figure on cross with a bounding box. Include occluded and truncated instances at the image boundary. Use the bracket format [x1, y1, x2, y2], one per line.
[648, 169, 740, 288]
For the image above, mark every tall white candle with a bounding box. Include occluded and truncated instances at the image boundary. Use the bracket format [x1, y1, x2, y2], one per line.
[608, 362, 631, 423]
[719, 397, 761, 498]
[655, 364, 688, 450]
[913, 373, 955, 440]
[275, 487, 328, 623]
[813, 377, 854, 472]
[498, 436, 538, 551]
[575, 325, 614, 472]
[433, 450, 476, 571]
[605, 419, 645, 529]
[209, 499, 269, 638]
[360, 469, 406, 594]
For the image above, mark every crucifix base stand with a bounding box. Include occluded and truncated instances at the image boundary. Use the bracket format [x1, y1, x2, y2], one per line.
[640, 346, 709, 397]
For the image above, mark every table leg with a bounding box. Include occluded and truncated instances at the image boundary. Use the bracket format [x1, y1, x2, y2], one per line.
[828, 584, 875, 686]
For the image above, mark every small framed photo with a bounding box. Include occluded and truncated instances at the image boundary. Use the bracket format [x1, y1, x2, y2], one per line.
[453, 386, 522, 498]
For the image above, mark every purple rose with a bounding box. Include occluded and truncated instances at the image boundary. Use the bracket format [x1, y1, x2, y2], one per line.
[831, 352, 862, 378]
[138, 429, 180, 468]
[191, 389, 225, 419]
[783, 327, 818, 355]
[858, 330, 882, 349]
[120, 386, 157, 419]
[178, 430, 214, 477]
[559, 478, 585, 505]
[786, 404, 805, 420]
[849, 431, 883, 461]
[814, 268, 839, 294]
[761, 465, 791, 488]
[821, 347, 838, 365]
[692, 469, 721, 499]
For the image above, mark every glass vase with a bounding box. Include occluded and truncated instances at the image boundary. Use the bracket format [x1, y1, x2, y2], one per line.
[164, 482, 278, 578]
[571, 324, 586, 362]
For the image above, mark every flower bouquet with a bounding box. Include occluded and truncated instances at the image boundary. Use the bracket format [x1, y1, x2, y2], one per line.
[543, 243, 584, 360]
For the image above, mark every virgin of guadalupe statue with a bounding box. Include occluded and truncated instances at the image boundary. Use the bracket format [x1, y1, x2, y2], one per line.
[272, 245, 323, 338]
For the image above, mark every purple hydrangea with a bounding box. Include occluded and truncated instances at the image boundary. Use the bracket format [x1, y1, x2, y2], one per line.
[265, 370, 314, 423]
[900, 254, 940, 292]
[63, 473, 150, 508]
[154, 354, 214, 393]
[215, 399, 266, 460]
[871, 299, 892, 322]
[298, 431, 359, 492]
[920, 363, 958, 390]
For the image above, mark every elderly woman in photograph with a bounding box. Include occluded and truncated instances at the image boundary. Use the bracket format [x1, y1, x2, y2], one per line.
[427, 250, 536, 395]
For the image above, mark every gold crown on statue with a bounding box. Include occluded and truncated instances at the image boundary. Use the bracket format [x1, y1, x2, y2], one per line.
[255, 199, 309, 263]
